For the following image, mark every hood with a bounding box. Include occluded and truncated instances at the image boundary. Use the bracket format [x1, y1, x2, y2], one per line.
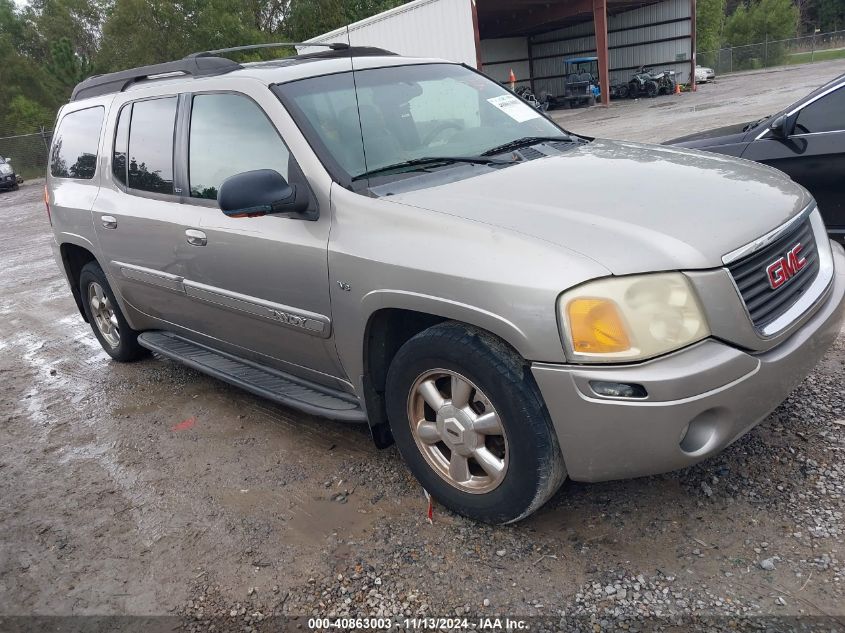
[387, 139, 811, 275]
[666, 121, 753, 147]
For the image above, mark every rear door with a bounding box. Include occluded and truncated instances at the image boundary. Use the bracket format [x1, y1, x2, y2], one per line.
[743, 83, 845, 239]
[93, 95, 203, 326]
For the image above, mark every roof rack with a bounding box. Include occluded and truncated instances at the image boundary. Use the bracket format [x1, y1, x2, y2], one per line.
[69, 41, 352, 102]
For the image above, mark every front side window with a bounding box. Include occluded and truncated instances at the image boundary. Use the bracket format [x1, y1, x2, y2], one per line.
[127, 97, 177, 194]
[795, 86, 845, 134]
[50, 106, 104, 179]
[188, 93, 290, 200]
[277, 63, 568, 180]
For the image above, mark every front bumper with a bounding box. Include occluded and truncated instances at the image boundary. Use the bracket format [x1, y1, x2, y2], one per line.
[0, 173, 17, 189]
[532, 240, 845, 483]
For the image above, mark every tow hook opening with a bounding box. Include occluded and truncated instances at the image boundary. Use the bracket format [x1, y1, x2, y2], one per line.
[679, 409, 724, 456]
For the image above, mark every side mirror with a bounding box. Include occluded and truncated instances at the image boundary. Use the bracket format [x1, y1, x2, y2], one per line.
[770, 113, 796, 139]
[218, 169, 310, 218]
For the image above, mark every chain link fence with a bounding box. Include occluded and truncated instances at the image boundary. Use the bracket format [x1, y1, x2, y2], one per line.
[0, 127, 53, 181]
[698, 29, 845, 75]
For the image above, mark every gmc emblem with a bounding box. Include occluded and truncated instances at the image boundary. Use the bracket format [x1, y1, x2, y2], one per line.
[766, 243, 807, 289]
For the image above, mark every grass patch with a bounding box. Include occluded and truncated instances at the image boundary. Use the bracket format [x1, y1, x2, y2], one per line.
[787, 48, 845, 64]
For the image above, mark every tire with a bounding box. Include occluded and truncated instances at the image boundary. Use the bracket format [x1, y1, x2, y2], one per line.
[618, 84, 630, 99]
[79, 261, 147, 362]
[645, 80, 658, 97]
[628, 82, 639, 98]
[587, 95, 596, 106]
[385, 322, 566, 524]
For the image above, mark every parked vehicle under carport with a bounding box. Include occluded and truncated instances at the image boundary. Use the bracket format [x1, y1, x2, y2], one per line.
[666, 72, 845, 243]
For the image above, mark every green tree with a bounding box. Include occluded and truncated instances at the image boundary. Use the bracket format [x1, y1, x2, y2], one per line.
[47, 36, 91, 90]
[96, 0, 266, 72]
[724, 0, 799, 45]
[816, 0, 845, 30]
[697, 0, 726, 53]
[723, 0, 798, 67]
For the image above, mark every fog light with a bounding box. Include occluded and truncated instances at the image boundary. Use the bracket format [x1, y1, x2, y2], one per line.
[589, 381, 647, 399]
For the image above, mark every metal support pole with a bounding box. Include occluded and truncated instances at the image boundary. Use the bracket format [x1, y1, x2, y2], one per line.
[593, 0, 610, 106]
[690, 0, 697, 91]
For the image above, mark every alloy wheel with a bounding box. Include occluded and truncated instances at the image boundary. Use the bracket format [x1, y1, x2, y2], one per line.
[407, 369, 508, 494]
[88, 281, 120, 348]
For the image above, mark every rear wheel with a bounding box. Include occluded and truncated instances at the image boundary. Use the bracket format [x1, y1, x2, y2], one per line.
[385, 322, 566, 524]
[79, 262, 146, 362]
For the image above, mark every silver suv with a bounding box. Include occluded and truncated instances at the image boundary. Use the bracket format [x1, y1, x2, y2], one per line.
[47, 45, 845, 523]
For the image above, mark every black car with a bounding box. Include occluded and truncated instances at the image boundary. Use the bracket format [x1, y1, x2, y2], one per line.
[0, 156, 19, 191]
[667, 73, 845, 242]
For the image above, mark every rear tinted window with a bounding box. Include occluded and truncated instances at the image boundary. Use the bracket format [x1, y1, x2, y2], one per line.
[795, 86, 845, 134]
[50, 106, 104, 179]
[127, 97, 177, 194]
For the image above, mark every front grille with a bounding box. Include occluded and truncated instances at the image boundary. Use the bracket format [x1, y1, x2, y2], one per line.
[727, 218, 819, 331]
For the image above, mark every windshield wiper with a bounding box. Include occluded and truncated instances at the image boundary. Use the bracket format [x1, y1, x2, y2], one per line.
[481, 136, 572, 157]
[352, 155, 513, 181]
[742, 116, 769, 132]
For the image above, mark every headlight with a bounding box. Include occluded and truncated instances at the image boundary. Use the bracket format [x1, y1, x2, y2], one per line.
[558, 273, 710, 363]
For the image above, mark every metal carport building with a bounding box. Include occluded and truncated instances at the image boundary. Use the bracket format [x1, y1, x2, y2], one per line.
[306, 0, 697, 107]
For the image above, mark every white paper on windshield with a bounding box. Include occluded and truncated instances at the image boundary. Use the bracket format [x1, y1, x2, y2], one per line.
[486, 95, 541, 123]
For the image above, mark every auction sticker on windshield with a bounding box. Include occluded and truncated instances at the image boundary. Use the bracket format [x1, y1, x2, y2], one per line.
[486, 95, 541, 123]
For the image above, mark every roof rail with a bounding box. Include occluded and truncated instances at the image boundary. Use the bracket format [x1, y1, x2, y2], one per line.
[70, 56, 241, 102]
[69, 42, 384, 103]
[186, 41, 350, 58]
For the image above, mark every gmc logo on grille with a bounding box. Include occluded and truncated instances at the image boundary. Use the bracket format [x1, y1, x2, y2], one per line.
[766, 243, 807, 289]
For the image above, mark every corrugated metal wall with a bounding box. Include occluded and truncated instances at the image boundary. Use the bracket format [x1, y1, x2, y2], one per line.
[480, 37, 530, 87]
[303, 0, 477, 66]
[528, 0, 692, 98]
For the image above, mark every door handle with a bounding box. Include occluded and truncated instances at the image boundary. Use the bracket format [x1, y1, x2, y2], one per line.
[185, 229, 207, 247]
[101, 215, 117, 229]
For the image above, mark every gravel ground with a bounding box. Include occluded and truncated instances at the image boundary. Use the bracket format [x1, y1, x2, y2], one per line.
[2, 63, 845, 632]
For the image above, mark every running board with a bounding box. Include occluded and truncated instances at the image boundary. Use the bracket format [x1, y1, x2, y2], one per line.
[137, 331, 366, 422]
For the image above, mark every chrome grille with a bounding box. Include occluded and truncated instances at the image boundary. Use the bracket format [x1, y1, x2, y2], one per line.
[727, 218, 820, 331]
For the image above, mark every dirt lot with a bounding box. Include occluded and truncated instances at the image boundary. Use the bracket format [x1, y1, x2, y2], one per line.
[2, 63, 845, 632]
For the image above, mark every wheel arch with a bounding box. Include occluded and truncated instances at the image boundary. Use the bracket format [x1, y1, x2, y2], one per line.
[59, 241, 99, 322]
[359, 294, 533, 449]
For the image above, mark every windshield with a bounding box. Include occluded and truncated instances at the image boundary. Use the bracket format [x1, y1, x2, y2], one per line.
[277, 63, 569, 181]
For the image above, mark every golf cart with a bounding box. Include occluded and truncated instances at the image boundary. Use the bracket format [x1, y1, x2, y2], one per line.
[552, 57, 600, 109]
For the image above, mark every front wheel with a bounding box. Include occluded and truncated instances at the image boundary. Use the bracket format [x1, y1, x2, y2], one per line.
[385, 322, 566, 524]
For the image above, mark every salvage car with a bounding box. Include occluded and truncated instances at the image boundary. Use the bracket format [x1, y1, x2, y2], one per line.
[668, 72, 845, 243]
[695, 65, 715, 83]
[46, 45, 845, 523]
[0, 156, 18, 191]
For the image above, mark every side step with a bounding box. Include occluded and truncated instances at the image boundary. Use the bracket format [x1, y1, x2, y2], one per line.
[137, 331, 366, 422]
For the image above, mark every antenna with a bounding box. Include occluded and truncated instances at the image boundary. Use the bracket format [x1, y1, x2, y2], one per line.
[187, 42, 350, 58]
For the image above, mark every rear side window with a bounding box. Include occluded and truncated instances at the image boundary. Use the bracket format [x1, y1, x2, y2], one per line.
[127, 97, 177, 194]
[188, 93, 290, 199]
[50, 106, 104, 179]
[795, 86, 845, 134]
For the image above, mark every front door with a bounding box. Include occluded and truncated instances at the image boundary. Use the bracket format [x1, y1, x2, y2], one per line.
[743, 84, 845, 240]
[175, 91, 343, 385]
